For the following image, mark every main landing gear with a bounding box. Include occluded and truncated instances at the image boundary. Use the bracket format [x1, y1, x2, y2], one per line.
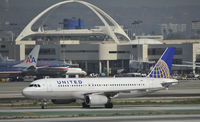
[82, 102, 90, 108]
[105, 102, 113, 108]
[105, 98, 113, 108]
[41, 100, 47, 109]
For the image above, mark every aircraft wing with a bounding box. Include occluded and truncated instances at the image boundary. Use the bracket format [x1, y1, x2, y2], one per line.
[83, 87, 163, 98]
[36, 66, 49, 69]
[173, 64, 200, 67]
[182, 61, 200, 65]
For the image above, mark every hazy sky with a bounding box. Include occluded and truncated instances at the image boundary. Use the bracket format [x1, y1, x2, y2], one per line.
[1, 0, 200, 35]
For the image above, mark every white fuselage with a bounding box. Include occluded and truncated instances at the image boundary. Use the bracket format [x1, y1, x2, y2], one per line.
[22, 77, 177, 100]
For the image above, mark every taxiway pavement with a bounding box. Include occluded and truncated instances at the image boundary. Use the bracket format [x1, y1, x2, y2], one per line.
[1, 115, 200, 122]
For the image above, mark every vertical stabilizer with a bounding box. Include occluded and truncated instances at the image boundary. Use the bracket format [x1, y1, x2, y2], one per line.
[148, 47, 175, 78]
[0, 54, 5, 62]
[14, 45, 40, 68]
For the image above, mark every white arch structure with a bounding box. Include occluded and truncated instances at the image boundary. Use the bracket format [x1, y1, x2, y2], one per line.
[15, 0, 131, 43]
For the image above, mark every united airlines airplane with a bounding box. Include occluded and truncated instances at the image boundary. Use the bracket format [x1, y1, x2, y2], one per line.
[22, 47, 178, 109]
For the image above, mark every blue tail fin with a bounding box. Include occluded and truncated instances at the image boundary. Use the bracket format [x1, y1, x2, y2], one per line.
[148, 47, 175, 78]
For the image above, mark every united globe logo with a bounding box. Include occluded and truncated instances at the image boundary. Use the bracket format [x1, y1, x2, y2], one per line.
[150, 60, 170, 78]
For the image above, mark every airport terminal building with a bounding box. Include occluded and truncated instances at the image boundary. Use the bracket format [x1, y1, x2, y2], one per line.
[1, 38, 200, 76]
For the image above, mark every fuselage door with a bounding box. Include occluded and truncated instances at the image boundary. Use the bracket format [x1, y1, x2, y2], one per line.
[148, 79, 153, 89]
[46, 79, 53, 92]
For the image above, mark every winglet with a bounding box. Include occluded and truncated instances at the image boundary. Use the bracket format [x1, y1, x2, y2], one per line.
[14, 45, 40, 68]
[148, 47, 175, 78]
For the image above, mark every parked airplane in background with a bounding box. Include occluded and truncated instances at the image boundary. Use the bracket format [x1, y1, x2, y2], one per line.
[173, 61, 200, 68]
[173, 61, 200, 78]
[22, 47, 178, 109]
[0, 47, 86, 81]
[0, 45, 40, 81]
[66, 67, 87, 76]
[35, 60, 69, 78]
[35, 61, 86, 78]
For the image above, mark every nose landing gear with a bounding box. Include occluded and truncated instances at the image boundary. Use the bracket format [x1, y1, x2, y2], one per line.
[41, 100, 47, 109]
[82, 102, 90, 108]
[105, 102, 113, 108]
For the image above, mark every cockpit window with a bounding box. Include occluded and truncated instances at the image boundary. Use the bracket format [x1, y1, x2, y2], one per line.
[29, 84, 41, 87]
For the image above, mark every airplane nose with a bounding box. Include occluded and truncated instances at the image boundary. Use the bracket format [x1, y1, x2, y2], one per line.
[22, 87, 31, 97]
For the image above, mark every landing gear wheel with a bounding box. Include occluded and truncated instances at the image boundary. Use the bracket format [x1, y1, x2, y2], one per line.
[105, 103, 113, 108]
[82, 102, 90, 108]
[41, 100, 47, 109]
[41, 104, 45, 109]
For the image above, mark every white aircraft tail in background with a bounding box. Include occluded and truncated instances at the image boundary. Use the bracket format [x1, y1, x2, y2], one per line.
[0, 45, 40, 79]
[14, 45, 40, 68]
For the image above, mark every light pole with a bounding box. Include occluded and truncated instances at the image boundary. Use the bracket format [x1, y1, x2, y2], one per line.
[132, 20, 143, 38]
[132, 20, 143, 72]
[132, 20, 143, 59]
[7, 31, 14, 41]
[0, 30, 14, 41]
[5, 22, 18, 41]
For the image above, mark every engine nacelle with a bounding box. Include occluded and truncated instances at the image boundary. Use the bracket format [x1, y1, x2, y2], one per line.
[85, 94, 108, 105]
[51, 99, 76, 104]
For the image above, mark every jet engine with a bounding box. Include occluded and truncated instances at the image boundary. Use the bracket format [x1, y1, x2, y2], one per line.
[85, 94, 108, 105]
[51, 99, 76, 104]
